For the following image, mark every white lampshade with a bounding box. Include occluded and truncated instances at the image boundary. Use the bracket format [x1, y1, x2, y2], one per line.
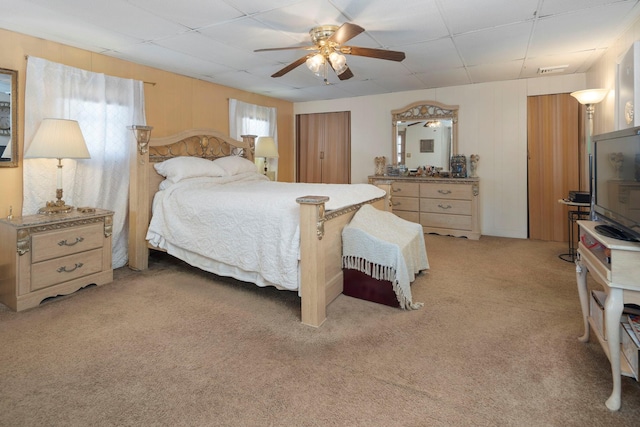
[570, 89, 609, 105]
[25, 118, 90, 160]
[255, 136, 279, 158]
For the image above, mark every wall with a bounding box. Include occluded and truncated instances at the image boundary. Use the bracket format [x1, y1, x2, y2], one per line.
[295, 73, 586, 238]
[586, 16, 640, 134]
[0, 28, 294, 217]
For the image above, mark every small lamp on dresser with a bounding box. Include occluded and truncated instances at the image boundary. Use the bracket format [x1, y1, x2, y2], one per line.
[24, 118, 91, 214]
[255, 136, 279, 179]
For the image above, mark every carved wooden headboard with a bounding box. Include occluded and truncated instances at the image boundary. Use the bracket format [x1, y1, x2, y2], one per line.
[128, 129, 256, 271]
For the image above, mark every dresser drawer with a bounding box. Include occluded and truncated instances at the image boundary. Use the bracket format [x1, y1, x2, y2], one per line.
[31, 248, 104, 291]
[31, 223, 104, 263]
[392, 196, 419, 212]
[420, 183, 471, 200]
[421, 212, 472, 231]
[391, 182, 419, 198]
[420, 198, 471, 215]
[395, 211, 420, 223]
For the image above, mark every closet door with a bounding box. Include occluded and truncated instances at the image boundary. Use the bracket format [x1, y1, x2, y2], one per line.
[296, 111, 350, 184]
[527, 93, 580, 242]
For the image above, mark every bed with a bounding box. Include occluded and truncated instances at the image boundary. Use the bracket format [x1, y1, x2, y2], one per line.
[127, 129, 391, 327]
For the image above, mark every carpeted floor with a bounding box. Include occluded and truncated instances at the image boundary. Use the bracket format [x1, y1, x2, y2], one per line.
[1, 234, 640, 426]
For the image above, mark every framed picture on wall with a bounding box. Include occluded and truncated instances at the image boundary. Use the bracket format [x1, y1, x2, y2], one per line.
[420, 139, 434, 153]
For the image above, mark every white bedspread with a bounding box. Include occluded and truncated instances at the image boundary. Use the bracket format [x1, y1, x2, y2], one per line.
[342, 204, 429, 309]
[146, 172, 386, 291]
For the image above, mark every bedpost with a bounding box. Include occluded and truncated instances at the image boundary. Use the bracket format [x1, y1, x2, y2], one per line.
[296, 195, 330, 327]
[240, 134, 256, 161]
[128, 137, 150, 271]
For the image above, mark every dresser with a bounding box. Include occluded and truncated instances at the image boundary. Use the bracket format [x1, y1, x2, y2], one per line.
[0, 208, 114, 311]
[369, 176, 480, 239]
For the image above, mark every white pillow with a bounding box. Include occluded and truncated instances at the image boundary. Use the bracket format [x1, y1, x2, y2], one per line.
[154, 156, 227, 182]
[213, 155, 258, 176]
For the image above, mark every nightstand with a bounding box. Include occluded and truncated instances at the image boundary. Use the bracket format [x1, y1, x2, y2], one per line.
[0, 208, 114, 311]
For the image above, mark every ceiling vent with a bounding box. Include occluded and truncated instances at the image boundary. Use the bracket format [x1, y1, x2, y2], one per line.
[537, 65, 569, 75]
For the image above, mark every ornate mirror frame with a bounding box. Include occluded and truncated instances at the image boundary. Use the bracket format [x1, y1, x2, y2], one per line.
[391, 100, 459, 167]
[0, 68, 18, 167]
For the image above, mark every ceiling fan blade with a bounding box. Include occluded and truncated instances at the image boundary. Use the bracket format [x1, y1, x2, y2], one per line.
[407, 121, 422, 126]
[254, 45, 316, 53]
[341, 46, 405, 62]
[271, 56, 309, 78]
[337, 66, 354, 81]
[328, 22, 365, 45]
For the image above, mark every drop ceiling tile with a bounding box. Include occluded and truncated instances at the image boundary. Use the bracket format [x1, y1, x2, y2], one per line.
[520, 50, 599, 78]
[200, 17, 308, 52]
[438, 0, 538, 34]
[251, 0, 347, 34]
[401, 38, 465, 73]
[127, 0, 246, 29]
[330, 0, 449, 45]
[0, 1, 143, 51]
[540, 0, 637, 16]
[413, 67, 471, 88]
[111, 43, 233, 77]
[454, 22, 533, 66]
[466, 60, 524, 83]
[153, 32, 263, 70]
[529, 3, 639, 56]
[24, 0, 188, 40]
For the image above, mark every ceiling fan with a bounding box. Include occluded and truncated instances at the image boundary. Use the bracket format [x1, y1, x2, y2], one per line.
[255, 23, 406, 84]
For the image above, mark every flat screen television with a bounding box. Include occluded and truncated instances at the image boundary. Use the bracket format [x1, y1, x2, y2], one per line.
[592, 127, 640, 242]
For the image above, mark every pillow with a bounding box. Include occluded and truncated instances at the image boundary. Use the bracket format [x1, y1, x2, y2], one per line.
[154, 156, 227, 182]
[213, 155, 258, 176]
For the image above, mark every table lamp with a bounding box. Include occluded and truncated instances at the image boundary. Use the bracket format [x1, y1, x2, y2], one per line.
[24, 118, 91, 214]
[255, 136, 279, 176]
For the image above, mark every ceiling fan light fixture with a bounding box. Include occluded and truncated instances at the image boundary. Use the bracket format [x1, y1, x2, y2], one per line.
[306, 54, 325, 74]
[329, 51, 348, 75]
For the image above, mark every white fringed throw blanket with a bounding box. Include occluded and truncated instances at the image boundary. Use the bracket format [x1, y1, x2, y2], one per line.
[342, 204, 429, 309]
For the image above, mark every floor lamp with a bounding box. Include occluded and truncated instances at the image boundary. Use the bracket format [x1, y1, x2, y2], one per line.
[570, 88, 609, 196]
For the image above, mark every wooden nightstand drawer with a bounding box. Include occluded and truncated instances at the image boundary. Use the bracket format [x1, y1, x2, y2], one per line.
[31, 223, 104, 263]
[0, 209, 114, 311]
[31, 248, 104, 291]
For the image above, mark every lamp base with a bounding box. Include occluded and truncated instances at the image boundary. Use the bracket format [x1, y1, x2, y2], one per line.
[38, 200, 74, 215]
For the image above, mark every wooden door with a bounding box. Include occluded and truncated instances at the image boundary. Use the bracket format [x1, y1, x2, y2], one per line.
[296, 112, 350, 184]
[527, 94, 580, 242]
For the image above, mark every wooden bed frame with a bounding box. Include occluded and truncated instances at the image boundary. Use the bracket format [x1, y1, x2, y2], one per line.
[128, 129, 391, 327]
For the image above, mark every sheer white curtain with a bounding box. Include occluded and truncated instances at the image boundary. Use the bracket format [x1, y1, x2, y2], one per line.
[229, 99, 278, 173]
[23, 57, 146, 268]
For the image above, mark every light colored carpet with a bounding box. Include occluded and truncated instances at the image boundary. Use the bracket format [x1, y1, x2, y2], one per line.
[1, 234, 640, 426]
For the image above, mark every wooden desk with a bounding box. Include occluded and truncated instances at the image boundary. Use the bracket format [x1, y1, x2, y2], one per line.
[576, 220, 640, 411]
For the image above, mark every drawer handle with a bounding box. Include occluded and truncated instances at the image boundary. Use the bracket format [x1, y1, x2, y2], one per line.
[438, 204, 452, 210]
[393, 188, 402, 192]
[57, 262, 84, 273]
[392, 202, 402, 207]
[58, 237, 84, 247]
[437, 189, 452, 195]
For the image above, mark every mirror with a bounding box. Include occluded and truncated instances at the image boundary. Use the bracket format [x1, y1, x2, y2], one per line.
[0, 68, 17, 167]
[392, 101, 458, 171]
